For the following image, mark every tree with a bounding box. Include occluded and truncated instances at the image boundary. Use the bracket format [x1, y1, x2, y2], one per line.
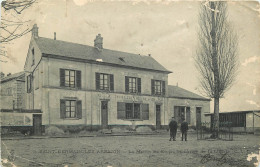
[195, 1, 238, 138]
[0, 0, 36, 62]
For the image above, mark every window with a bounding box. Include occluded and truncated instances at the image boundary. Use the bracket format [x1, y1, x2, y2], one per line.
[60, 69, 81, 89]
[32, 48, 35, 66]
[125, 76, 141, 93]
[117, 102, 149, 120]
[125, 103, 140, 119]
[66, 100, 76, 118]
[65, 70, 75, 87]
[27, 75, 32, 93]
[151, 79, 165, 95]
[96, 73, 114, 91]
[60, 99, 82, 119]
[100, 73, 109, 90]
[174, 106, 191, 124]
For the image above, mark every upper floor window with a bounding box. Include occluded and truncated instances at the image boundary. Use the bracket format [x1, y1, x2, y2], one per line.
[60, 69, 81, 89]
[151, 79, 165, 96]
[32, 48, 35, 66]
[96, 73, 114, 91]
[27, 74, 32, 93]
[125, 76, 141, 93]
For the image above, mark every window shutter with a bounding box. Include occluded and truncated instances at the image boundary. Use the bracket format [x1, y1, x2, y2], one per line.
[76, 70, 81, 89]
[137, 78, 141, 93]
[117, 102, 126, 119]
[125, 76, 129, 92]
[60, 69, 65, 87]
[77, 100, 82, 119]
[60, 99, 66, 119]
[142, 104, 149, 120]
[110, 74, 114, 91]
[162, 81, 166, 95]
[95, 73, 100, 90]
[151, 79, 155, 95]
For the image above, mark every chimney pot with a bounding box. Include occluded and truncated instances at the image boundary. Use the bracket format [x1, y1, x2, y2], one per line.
[32, 24, 39, 38]
[94, 34, 103, 50]
[54, 32, 56, 40]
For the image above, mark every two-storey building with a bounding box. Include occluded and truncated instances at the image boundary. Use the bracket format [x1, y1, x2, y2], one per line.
[24, 24, 210, 131]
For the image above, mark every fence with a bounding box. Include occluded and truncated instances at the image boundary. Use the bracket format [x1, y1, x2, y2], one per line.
[196, 121, 233, 141]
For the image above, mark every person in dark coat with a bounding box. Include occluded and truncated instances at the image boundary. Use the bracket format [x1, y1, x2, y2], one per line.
[180, 119, 189, 141]
[169, 117, 178, 141]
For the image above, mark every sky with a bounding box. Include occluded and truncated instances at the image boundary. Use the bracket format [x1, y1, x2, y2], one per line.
[0, 0, 259, 113]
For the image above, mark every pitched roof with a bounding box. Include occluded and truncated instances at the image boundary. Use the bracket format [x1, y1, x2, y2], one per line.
[204, 110, 260, 115]
[0, 72, 25, 83]
[34, 37, 171, 73]
[168, 85, 210, 101]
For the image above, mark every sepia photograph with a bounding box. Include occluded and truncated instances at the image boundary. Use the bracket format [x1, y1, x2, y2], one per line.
[0, 0, 259, 166]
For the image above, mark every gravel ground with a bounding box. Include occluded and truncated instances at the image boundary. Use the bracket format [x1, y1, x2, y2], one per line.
[1, 133, 259, 167]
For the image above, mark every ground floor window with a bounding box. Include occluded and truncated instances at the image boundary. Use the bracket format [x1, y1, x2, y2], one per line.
[60, 99, 82, 119]
[118, 102, 149, 120]
[174, 106, 191, 124]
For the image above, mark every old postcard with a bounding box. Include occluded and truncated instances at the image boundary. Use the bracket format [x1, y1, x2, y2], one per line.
[0, 0, 259, 166]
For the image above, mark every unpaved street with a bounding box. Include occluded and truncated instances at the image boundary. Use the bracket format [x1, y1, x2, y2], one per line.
[1, 133, 259, 167]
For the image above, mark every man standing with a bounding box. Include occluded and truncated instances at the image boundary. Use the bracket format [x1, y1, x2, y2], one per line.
[169, 117, 178, 141]
[181, 119, 188, 141]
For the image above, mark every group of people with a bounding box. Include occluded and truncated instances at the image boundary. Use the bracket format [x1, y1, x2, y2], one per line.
[168, 117, 188, 141]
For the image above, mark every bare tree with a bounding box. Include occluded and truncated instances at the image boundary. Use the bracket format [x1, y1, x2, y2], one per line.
[0, 0, 36, 62]
[195, 1, 238, 138]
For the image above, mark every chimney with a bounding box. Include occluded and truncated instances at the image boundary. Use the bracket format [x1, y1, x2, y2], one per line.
[0, 72, 5, 78]
[94, 34, 103, 50]
[54, 32, 56, 40]
[32, 24, 39, 38]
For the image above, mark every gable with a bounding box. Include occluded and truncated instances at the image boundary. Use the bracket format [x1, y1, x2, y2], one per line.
[24, 38, 42, 72]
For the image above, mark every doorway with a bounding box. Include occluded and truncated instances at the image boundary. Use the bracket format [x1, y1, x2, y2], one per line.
[156, 105, 161, 129]
[174, 106, 185, 123]
[101, 101, 108, 128]
[196, 107, 202, 128]
[33, 114, 42, 135]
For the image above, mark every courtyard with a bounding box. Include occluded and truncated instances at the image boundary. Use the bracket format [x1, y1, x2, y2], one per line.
[1, 133, 259, 167]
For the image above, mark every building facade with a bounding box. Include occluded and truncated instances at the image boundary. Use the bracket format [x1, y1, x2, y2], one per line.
[205, 110, 260, 133]
[22, 24, 210, 130]
[0, 72, 26, 110]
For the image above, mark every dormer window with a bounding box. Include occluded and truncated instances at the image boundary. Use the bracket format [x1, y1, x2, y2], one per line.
[32, 48, 35, 66]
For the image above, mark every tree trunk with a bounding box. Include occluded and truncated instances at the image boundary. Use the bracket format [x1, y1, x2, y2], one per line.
[213, 98, 219, 138]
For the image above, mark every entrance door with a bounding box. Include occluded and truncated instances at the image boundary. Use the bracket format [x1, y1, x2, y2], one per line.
[156, 105, 161, 129]
[174, 106, 185, 123]
[101, 101, 108, 128]
[196, 107, 202, 127]
[33, 114, 42, 135]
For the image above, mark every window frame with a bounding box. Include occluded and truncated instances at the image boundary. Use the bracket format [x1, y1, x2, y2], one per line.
[128, 77, 137, 93]
[125, 103, 141, 120]
[99, 73, 110, 90]
[32, 48, 35, 66]
[65, 100, 77, 118]
[65, 69, 76, 88]
[154, 80, 162, 95]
